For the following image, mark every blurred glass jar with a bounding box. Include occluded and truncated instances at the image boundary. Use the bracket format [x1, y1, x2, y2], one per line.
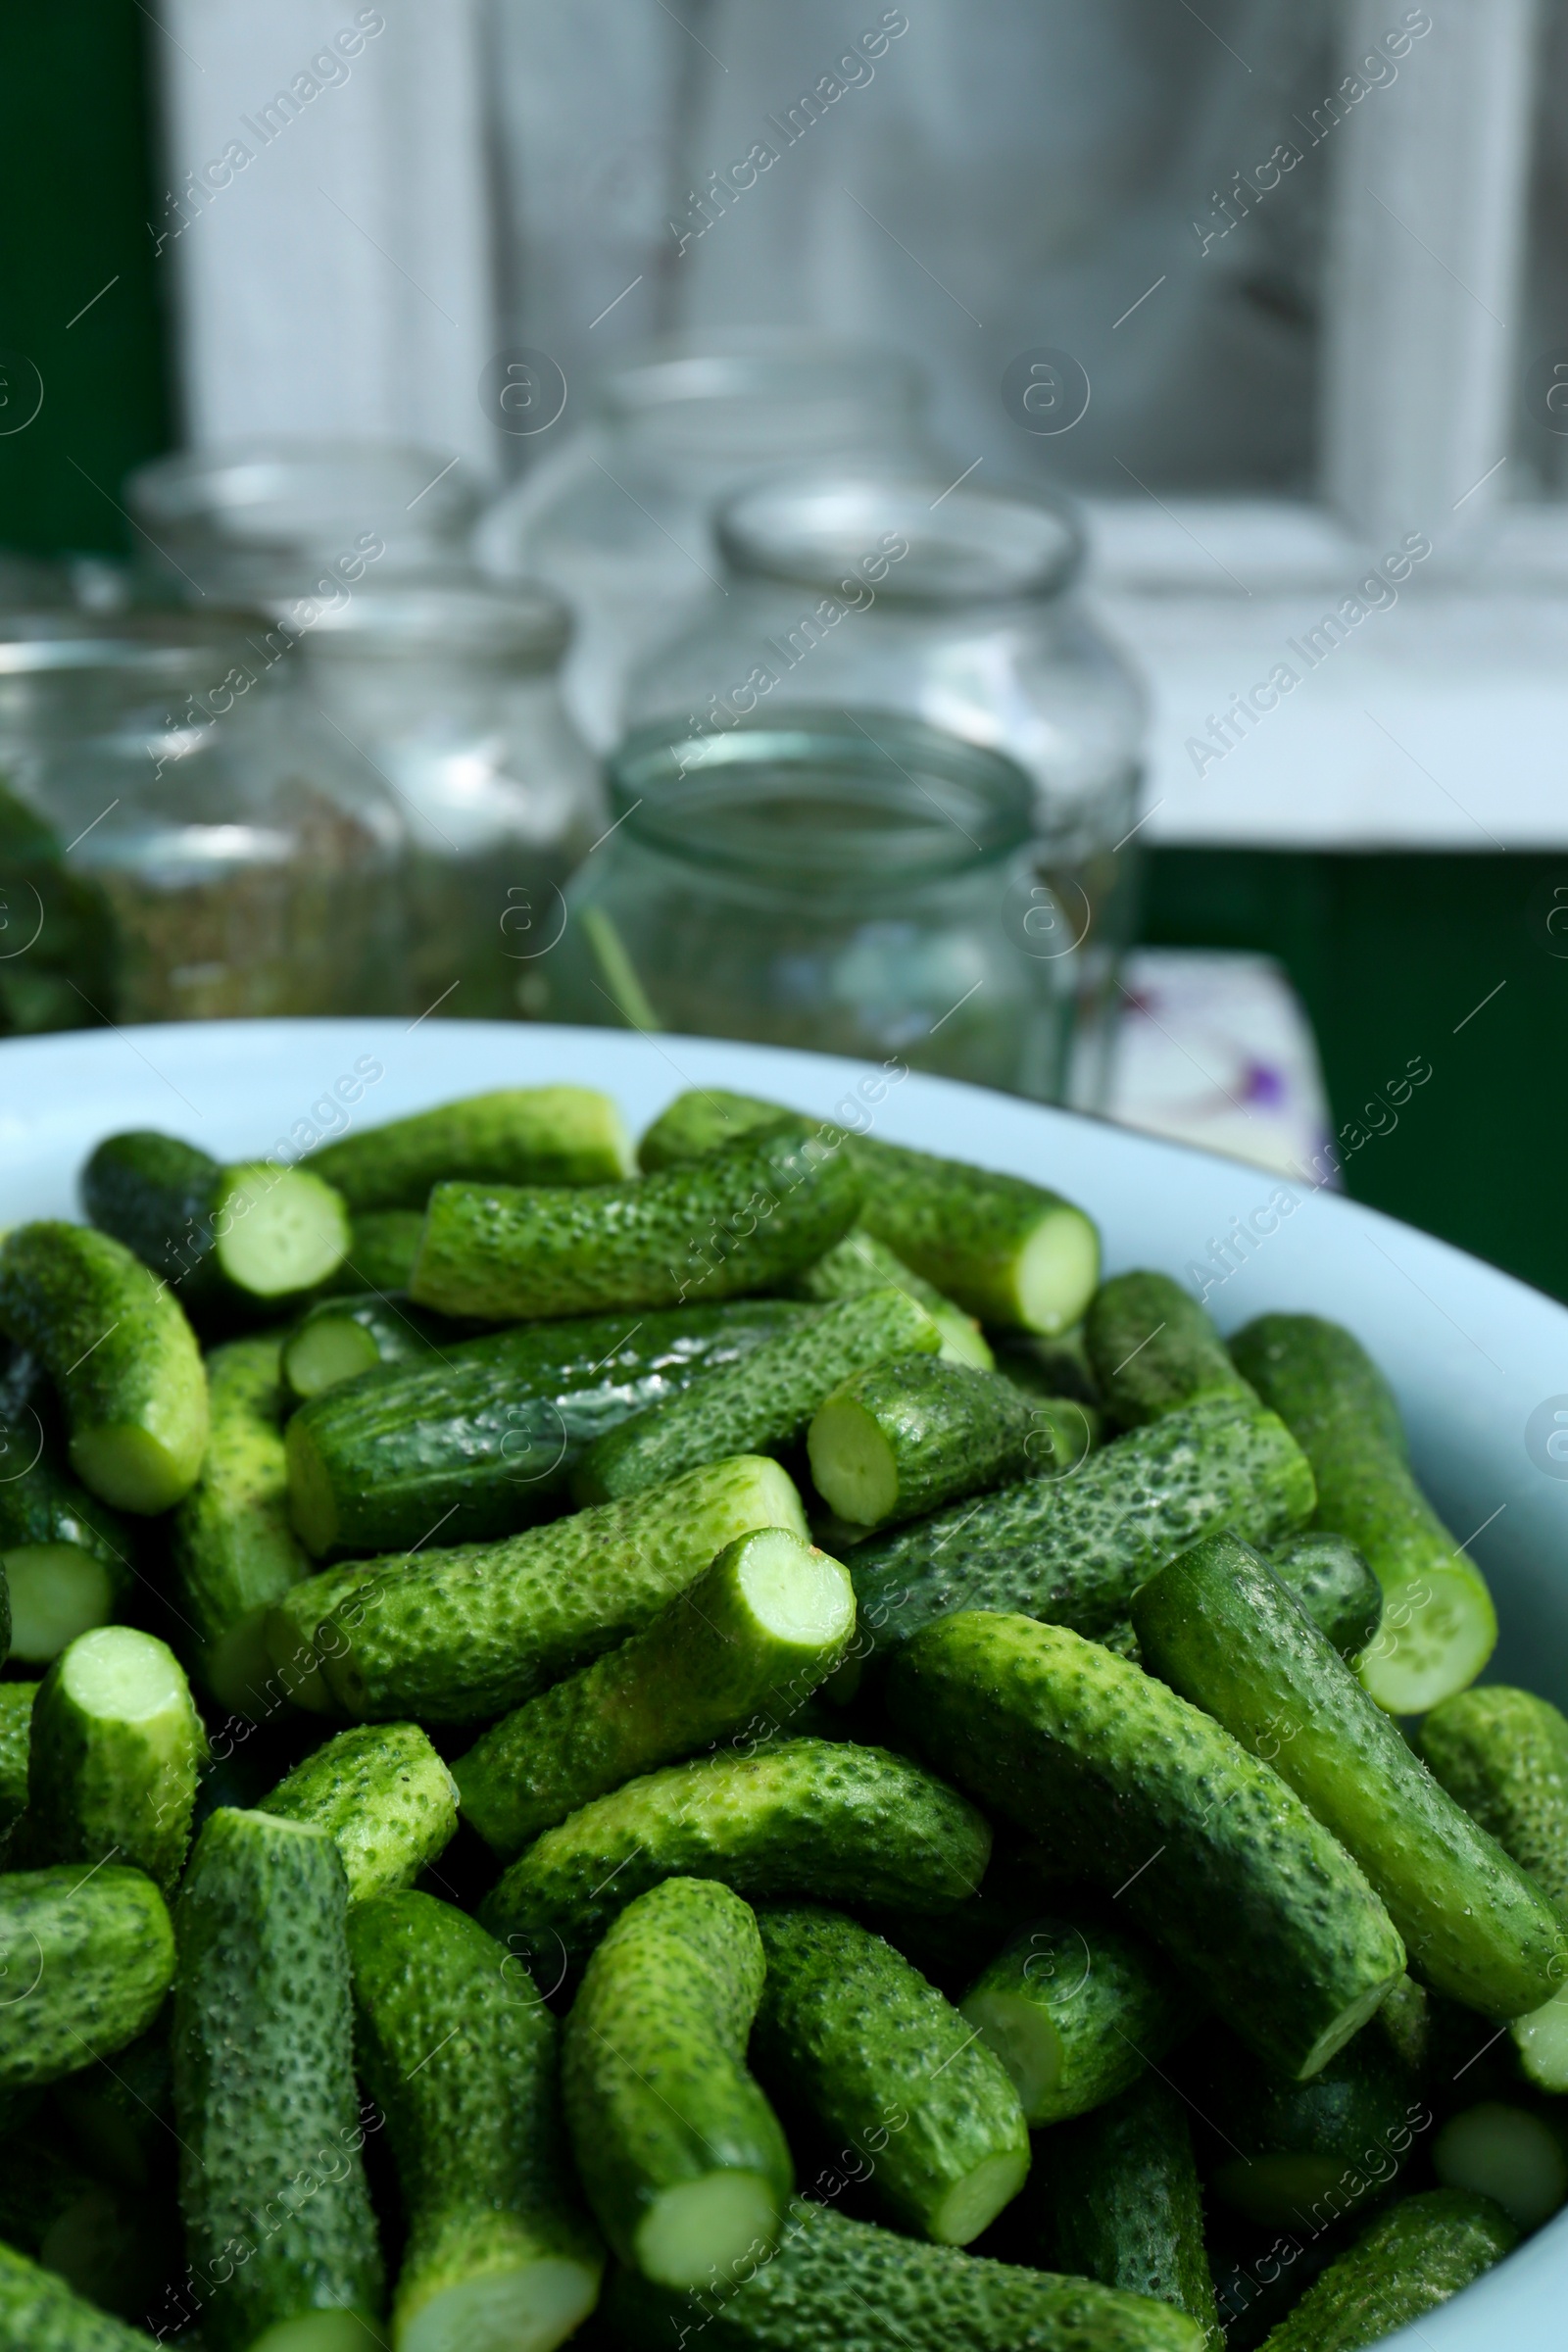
[476, 333, 947, 751]
[622, 470, 1147, 1107]
[0, 612, 404, 1033]
[298, 584, 602, 1022]
[537, 709, 1074, 1101]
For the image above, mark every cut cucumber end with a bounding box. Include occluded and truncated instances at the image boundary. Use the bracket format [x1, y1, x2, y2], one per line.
[933, 1307, 994, 1372]
[1357, 1565, 1497, 1715]
[633, 2171, 782, 2289]
[958, 1988, 1065, 2126]
[928, 2144, 1032, 2245]
[59, 1624, 186, 1724]
[2, 1544, 114, 1664]
[1435, 2101, 1568, 2231]
[285, 1420, 341, 1560]
[1212, 2153, 1361, 2229]
[1513, 1983, 1568, 2093]
[1010, 1206, 1101, 1338]
[282, 1315, 383, 1400]
[734, 1527, 857, 1649]
[70, 1421, 200, 1515]
[247, 2313, 386, 2352]
[401, 2257, 603, 2352]
[807, 1396, 900, 1527]
[215, 1164, 351, 1299]
[1295, 1966, 1407, 2081]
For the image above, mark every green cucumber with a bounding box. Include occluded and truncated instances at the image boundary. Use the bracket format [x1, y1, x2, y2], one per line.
[1266, 1531, 1383, 1662]
[1032, 2076, 1219, 2343]
[1253, 2187, 1517, 2351]
[313, 1454, 809, 1723]
[1132, 1531, 1564, 2018]
[784, 1228, 994, 1370]
[0, 1682, 35, 1854]
[82, 1130, 351, 1311]
[307, 1084, 632, 1209]
[27, 1627, 204, 1894]
[1433, 2099, 1568, 2230]
[479, 1737, 992, 1968]
[0, 1446, 131, 1668]
[993, 1323, 1102, 1408]
[0, 1224, 208, 1514]
[1084, 1269, 1252, 1427]
[807, 1355, 1060, 1531]
[453, 1527, 855, 1857]
[0, 2240, 165, 2352]
[0, 1864, 174, 2086]
[750, 1904, 1029, 2244]
[280, 1293, 459, 1402]
[637, 1087, 782, 1171]
[286, 1299, 812, 1558]
[574, 1290, 938, 1505]
[172, 1807, 383, 2352]
[266, 1557, 405, 1715]
[328, 1209, 425, 1295]
[562, 1877, 791, 2288]
[958, 1912, 1182, 2127]
[1197, 2017, 1425, 2227]
[851, 1394, 1315, 1664]
[258, 1721, 458, 1902]
[886, 1612, 1405, 2081]
[347, 1888, 604, 2352]
[1229, 1312, 1497, 1711]
[53, 2024, 173, 2192]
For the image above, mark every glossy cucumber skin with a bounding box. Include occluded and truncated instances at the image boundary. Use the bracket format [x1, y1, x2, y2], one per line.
[1033, 2076, 1219, 2343]
[0, 2240, 165, 2352]
[80, 1129, 225, 1310]
[410, 1123, 862, 1321]
[1267, 1532, 1383, 1661]
[0, 1865, 174, 2088]
[1084, 1270, 1252, 1426]
[784, 1229, 994, 1370]
[258, 1721, 458, 1901]
[0, 1682, 36, 1854]
[327, 1208, 425, 1295]
[1421, 1685, 1568, 1913]
[27, 1631, 205, 1894]
[808, 1354, 1046, 1530]
[1132, 1532, 1563, 2018]
[959, 1913, 1182, 2127]
[308, 1084, 632, 1209]
[1253, 2188, 1516, 2351]
[886, 1613, 1405, 2082]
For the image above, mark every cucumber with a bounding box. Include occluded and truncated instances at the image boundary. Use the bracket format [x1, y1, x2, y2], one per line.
[750, 1904, 1030, 2244]
[808, 1355, 1055, 1531]
[479, 1737, 992, 1968]
[0, 1447, 131, 1667]
[637, 1087, 782, 1170]
[0, 1682, 35, 1853]
[0, 1864, 174, 2086]
[280, 1293, 457, 1402]
[172, 1807, 383, 2352]
[26, 1627, 204, 1894]
[784, 1228, 994, 1370]
[1083, 1269, 1252, 1428]
[313, 1454, 810, 1723]
[957, 1912, 1182, 2127]
[82, 1130, 351, 1311]
[347, 1888, 604, 2352]
[885, 1612, 1405, 2081]
[410, 1121, 861, 1323]
[562, 1877, 791, 2288]
[0, 2240, 165, 2352]
[258, 1721, 459, 1902]
[1132, 1531, 1564, 2018]
[993, 1323, 1102, 1408]
[1252, 2187, 1517, 2351]
[850, 1394, 1315, 1665]
[1229, 1312, 1497, 1711]
[1032, 2076, 1219, 2343]
[574, 1290, 939, 1506]
[328, 1208, 425, 1295]
[1433, 2099, 1568, 2230]
[453, 1527, 856, 1857]
[308, 1084, 632, 1208]
[1265, 1531, 1383, 1662]
[1196, 2016, 1424, 2227]
[266, 1556, 404, 1715]
[0, 1224, 208, 1514]
[53, 2024, 173, 2192]
[286, 1299, 812, 1558]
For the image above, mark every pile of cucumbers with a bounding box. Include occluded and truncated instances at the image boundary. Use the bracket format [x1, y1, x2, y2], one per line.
[0, 1077, 1564, 2352]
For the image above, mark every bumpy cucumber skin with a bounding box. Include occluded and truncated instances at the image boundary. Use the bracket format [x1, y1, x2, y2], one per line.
[1267, 1532, 1383, 1661]
[1197, 2017, 1425, 2227]
[172, 1809, 383, 2352]
[410, 1123, 862, 1321]
[348, 1889, 603, 2346]
[785, 1228, 994, 1370]
[886, 1613, 1405, 2082]
[28, 1631, 205, 1894]
[808, 1354, 1046, 1530]
[0, 1865, 174, 2087]
[328, 1208, 425, 1295]
[258, 1721, 458, 1902]
[0, 1224, 208, 1514]
[316, 1454, 810, 1723]
[563, 1878, 790, 2280]
[266, 1556, 406, 1711]
[0, 1682, 35, 1854]
[310, 1084, 632, 1209]
[959, 1913, 1182, 2127]
[851, 1396, 1315, 1663]
[1035, 2077, 1219, 2343]
[1132, 1533, 1564, 2019]
[480, 1738, 992, 1967]
[80, 1128, 224, 1309]
[1085, 1270, 1252, 1427]
[575, 1289, 939, 1504]
[637, 1088, 780, 1171]
[0, 2240, 163, 2352]
[1253, 2187, 1517, 2351]
[751, 1905, 1029, 2244]
[1422, 1685, 1568, 1914]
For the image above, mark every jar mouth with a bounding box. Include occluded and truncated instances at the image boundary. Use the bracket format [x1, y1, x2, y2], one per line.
[599, 333, 924, 450]
[0, 609, 286, 683]
[719, 470, 1083, 604]
[299, 582, 571, 668]
[125, 439, 481, 550]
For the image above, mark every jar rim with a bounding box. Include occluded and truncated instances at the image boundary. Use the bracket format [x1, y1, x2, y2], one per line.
[125, 439, 481, 548]
[0, 608, 286, 679]
[298, 581, 571, 668]
[718, 469, 1083, 604]
[599, 332, 923, 425]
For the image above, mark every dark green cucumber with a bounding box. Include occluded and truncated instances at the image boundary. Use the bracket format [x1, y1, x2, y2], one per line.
[479, 1738, 992, 1968]
[563, 1877, 790, 2288]
[286, 1299, 813, 1558]
[79, 1130, 220, 1307]
[574, 1289, 938, 1505]
[0, 1446, 131, 1668]
[992, 1322, 1102, 1408]
[1195, 2017, 1426, 2227]
[328, 1208, 425, 1295]
[410, 1122, 862, 1322]
[1230, 1313, 1496, 1711]
[808, 1355, 1060, 1531]
[82, 1129, 351, 1311]
[453, 1527, 855, 1857]
[850, 1394, 1315, 1664]
[27, 1627, 204, 1893]
[0, 1682, 35, 1855]
[1266, 1531, 1383, 1662]
[637, 1087, 783, 1170]
[751, 1904, 1029, 2244]
[53, 2024, 173, 2192]
[1084, 1269, 1252, 1427]
[258, 1721, 458, 1901]
[0, 2240, 165, 2352]
[1433, 2099, 1568, 2230]
[785, 1228, 994, 1369]
[0, 1224, 208, 1514]
[958, 1912, 1182, 2126]
[885, 1612, 1405, 2081]
[0, 1864, 174, 2086]
[348, 1888, 604, 2350]
[172, 1807, 383, 2352]
[1132, 1532, 1563, 2018]
[312, 1454, 809, 1723]
[1253, 2187, 1517, 2351]
[308, 1084, 632, 1208]
[1032, 2076, 1219, 2343]
[280, 1292, 460, 1402]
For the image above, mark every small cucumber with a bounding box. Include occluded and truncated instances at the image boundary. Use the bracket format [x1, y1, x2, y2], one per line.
[992, 1322, 1102, 1408]
[348, 1888, 604, 2352]
[328, 1208, 425, 1295]
[573, 1289, 939, 1505]
[1253, 2187, 1517, 2351]
[1132, 1531, 1564, 2018]
[265, 1556, 408, 1715]
[1433, 2099, 1568, 2230]
[1230, 1312, 1497, 1711]
[563, 1877, 791, 2288]
[751, 1904, 1030, 2244]
[280, 1293, 458, 1402]
[0, 2240, 166, 2352]
[307, 1084, 632, 1208]
[453, 1527, 855, 1857]
[27, 1627, 204, 1894]
[1196, 2016, 1425, 2227]
[82, 1130, 351, 1311]
[53, 2024, 173, 2192]
[0, 1864, 174, 2087]
[258, 1721, 458, 1902]
[637, 1087, 783, 1170]
[784, 1228, 994, 1369]
[1266, 1531, 1383, 1662]
[0, 1682, 36, 1854]
[1032, 2076, 1219, 2343]
[0, 1224, 208, 1514]
[0, 1446, 131, 1668]
[479, 1737, 992, 1968]
[1084, 1268, 1252, 1426]
[958, 1912, 1182, 2127]
[807, 1355, 1057, 1531]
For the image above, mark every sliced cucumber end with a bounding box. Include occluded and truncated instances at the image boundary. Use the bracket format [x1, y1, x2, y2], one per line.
[1011, 1206, 1101, 1338]
[59, 1624, 186, 1725]
[2, 1544, 114, 1663]
[1212, 2152, 1363, 2229]
[958, 1988, 1065, 2126]
[807, 1396, 900, 1527]
[1513, 1983, 1568, 2093]
[734, 1527, 856, 1649]
[1357, 1564, 1497, 1715]
[1435, 2101, 1568, 2230]
[1295, 1965, 1407, 2081]
[247, 2314, 386, 2352]
[928, 2144, 1032, 2245]
[401, 2256, 603, 2352]
[215, 1164, 350, 1299]
[285, 1420, 341, 1561]
[282, 1315, 383, 1400]
[733, 1456, 811, 1545]
[633, 2170, 782, 2289]
[70, 1421, 198, 1516]
[934, 1307, 995, 1372]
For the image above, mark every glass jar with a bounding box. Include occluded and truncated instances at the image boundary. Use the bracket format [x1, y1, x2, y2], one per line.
[537, 709, 1073, 1101]
[476, 332, 948, 751]
[0, 612, 404, 1033]
[621, 469, 1148, 1108]
[298, 584, 602, 1022]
